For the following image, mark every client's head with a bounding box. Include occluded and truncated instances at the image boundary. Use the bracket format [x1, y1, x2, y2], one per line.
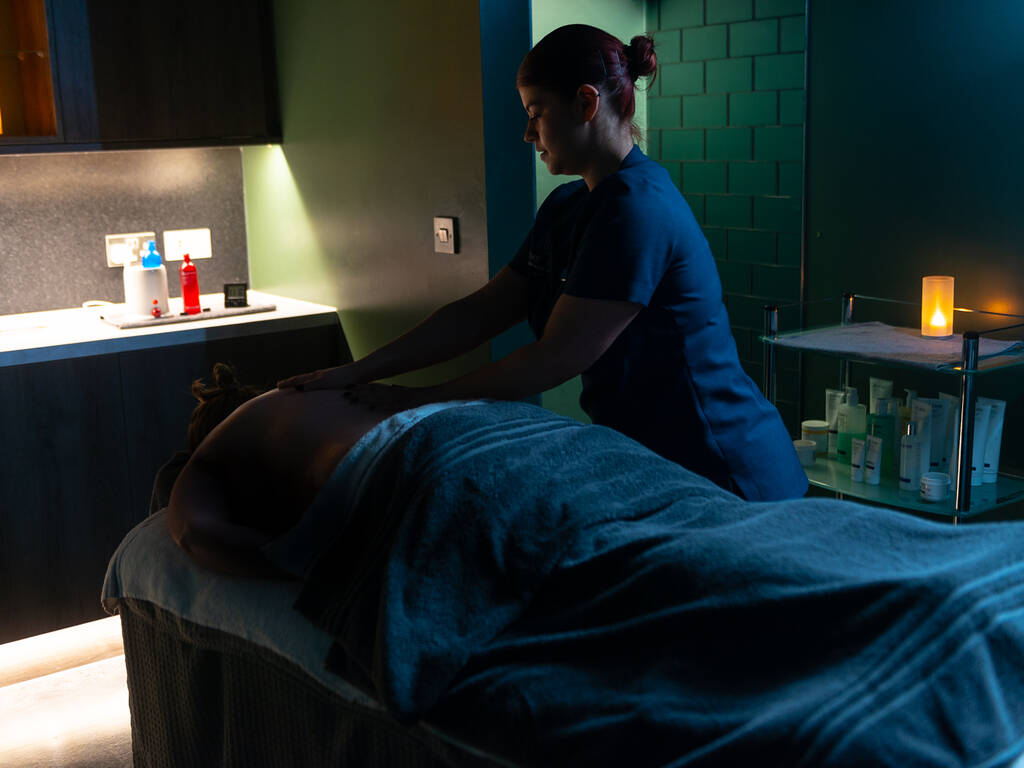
[187, 363, 264, 452]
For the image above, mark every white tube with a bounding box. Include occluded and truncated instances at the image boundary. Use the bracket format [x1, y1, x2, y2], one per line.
[917, 397, 949, 471]
[970, 402, 992, 487]
[826, 388, 844, 459]
[911, 400, 933, 478]
[850, 438, 866, 483]
[864, 435, 882, 485]
[869, 377, 893, 415]
[939, 392, 960, 483]
[977, 397, 1006, 484]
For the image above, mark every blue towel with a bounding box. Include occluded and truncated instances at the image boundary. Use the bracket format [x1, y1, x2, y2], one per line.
[295, 400, 1024, 767]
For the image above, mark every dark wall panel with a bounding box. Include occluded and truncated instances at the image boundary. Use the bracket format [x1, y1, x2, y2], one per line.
[805, 0, 1024, 487]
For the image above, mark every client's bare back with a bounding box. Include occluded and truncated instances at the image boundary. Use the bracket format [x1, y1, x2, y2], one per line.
[168, 387, 399, 575]
[198, 387, 398, 520]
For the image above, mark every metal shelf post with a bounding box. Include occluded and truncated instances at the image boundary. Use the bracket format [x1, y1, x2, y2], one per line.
[953, 332, 980, 520]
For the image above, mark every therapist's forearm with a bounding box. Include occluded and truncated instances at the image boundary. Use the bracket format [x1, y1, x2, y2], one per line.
[425, 340, 581, 403]
[351, 298, 493, 382]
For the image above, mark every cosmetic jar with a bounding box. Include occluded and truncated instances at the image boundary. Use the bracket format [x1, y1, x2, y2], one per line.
[920, 472, 951, 502]
[793, 439, 817, 467]
[800, 419, 829, 456]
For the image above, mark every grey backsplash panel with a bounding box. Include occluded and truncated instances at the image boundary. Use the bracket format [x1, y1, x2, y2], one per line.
[0, 147, 249, 315]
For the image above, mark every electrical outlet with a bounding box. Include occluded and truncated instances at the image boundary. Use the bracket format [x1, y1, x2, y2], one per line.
[163, 228, 212, 262]
[105, 232, 156, 267]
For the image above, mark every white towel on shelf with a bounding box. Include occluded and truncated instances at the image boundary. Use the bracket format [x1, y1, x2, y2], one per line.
[771, 321, 1023, 370]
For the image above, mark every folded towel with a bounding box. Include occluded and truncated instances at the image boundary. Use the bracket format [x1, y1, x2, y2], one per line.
[771, 321, 1022, 369]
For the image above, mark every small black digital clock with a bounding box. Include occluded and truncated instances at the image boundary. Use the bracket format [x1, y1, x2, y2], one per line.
[223, 282, 249, 308]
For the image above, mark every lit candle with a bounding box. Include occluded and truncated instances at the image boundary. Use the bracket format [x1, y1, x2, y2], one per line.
[921, 276, 954, 338]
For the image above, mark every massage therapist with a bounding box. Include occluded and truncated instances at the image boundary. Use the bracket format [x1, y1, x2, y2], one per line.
[280, 24, 807, 502]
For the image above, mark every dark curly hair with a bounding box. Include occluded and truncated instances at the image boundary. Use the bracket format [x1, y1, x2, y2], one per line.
[186, 363, 264, 452]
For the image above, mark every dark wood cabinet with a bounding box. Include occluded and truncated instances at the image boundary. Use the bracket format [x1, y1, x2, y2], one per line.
[0, 320, 349, 644]
[0, 354, 133, 642]
[0, 0, 280, 152]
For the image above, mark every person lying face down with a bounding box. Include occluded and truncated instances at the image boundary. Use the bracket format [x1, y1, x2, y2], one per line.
[167, 370, 404, 578]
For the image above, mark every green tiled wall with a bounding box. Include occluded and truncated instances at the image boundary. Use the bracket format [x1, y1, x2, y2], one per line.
[649, 0, 805, 432]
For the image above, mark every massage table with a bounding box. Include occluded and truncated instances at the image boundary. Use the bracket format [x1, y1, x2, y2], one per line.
[103, 401, 1024, 767]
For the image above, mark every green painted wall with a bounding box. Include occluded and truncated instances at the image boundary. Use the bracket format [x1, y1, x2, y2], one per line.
[242, 0, 490, 386]
[648, 0, 806, 435]
[533, 0, 652, 421]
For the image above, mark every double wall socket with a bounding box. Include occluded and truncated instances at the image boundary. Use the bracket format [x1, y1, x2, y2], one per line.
[105, 232, 156, 267]
[105, 228, 212, 266]
[163, 228, 212, 262]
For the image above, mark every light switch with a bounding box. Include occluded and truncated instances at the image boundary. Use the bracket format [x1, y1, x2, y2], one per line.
[433, 216, 458, 254]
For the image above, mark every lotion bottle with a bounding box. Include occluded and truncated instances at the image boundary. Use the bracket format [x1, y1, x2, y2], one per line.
[899, 421, 924, 492]
[866, 397, 897, 478]
[896, 389, 916, 469]
[836, 388, 867, 465]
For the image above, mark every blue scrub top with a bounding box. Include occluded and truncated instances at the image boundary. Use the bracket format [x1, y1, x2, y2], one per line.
[509, 145, 806, 501]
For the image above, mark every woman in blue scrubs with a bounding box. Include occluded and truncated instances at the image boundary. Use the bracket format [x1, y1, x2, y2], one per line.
[281, 24, 806, 501]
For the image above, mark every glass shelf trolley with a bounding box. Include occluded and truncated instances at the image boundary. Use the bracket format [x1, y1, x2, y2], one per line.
[760, 293, 1024, 523]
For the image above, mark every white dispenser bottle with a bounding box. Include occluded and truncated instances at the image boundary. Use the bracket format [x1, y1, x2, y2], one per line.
[123, 240, 170, 318]
[899, 421, 924, 492]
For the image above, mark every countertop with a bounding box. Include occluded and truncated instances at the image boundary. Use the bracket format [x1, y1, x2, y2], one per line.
[0, 291, 339, 368]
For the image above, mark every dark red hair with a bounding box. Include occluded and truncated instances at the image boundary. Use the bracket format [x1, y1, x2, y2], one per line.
[517, 24, 657, 140]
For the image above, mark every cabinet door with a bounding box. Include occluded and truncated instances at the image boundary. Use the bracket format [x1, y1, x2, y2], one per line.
[0, 355, 133, 643]
[0, 0, 61, 147]
[50, 0, 280, 146]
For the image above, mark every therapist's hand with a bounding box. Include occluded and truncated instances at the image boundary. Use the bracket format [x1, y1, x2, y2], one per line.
[277, 363, 367, 391]
[342, 383, 436, 412]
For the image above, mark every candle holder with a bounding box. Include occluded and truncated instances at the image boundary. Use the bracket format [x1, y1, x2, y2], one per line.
[921, 275, 954, 338]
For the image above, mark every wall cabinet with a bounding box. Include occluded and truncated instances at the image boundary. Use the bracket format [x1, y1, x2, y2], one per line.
[0, 0, 280, 153]
[0, 321, 348, 644]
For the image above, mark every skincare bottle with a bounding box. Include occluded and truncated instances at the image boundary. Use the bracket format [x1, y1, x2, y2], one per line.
[825, 388, 845, 459]
[866, 397, 897, 478]
[910, 399, 933, 477]
[939, 392, 960, 482]
[180, 253, 202, 314]
[969, 402, 992, 487]
[864, 435, 883, 485]
[868, 376, 893, 417]
[850, 438, 866, 483]
[915, 397, 949, 472]
[896, 389, 916, 469]
[836, 389, 866, 465]
[899, 422, 924, 492]
[977, 397, 1006, 484]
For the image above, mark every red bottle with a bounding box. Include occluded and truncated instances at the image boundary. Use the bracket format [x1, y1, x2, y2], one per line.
[180, 253, 201, 315]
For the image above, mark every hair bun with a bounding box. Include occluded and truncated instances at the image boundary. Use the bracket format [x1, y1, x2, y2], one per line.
[626, 34, 657, 81]
[191, 362, 241, 402]
[212, 362, 239, 391]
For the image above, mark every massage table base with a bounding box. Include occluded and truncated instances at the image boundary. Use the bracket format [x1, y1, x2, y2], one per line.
[115, 597, 503, 768]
